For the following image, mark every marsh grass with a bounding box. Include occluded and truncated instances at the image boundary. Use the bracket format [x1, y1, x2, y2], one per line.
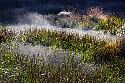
[95, 16, 125, 35]
[20, 28, 124, 63]
[0, 15, 125, 82]
[1, 40, 125, 83]
[0, 28, 15, 43]
[49, 7, 125, 36]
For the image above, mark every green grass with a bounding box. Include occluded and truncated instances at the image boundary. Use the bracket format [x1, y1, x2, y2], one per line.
[94, 16, 125, 34]
[0, 28, 15, 43]
[20, 28, 124, 62]
[49, 8, 125, 35]
[0, 17, 125, 82]
[1, 41, 125, 83]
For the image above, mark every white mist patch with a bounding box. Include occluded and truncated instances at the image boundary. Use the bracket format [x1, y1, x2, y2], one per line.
[6, 12, 53, 32]
[17, 13, 50, 26]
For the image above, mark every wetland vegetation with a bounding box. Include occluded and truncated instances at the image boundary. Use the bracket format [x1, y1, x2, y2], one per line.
[1, 1, 125, 82]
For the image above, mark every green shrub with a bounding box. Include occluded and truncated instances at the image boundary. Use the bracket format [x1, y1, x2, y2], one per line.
[95, 16, 124, 34]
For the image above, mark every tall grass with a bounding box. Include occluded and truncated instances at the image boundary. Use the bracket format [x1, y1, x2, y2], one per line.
[0, 17, 125, 82]
[0, 28, 15, 43]
[49, 7, 125, 35]
[1, 40, 125, 82]
[20, 28, 124, 62]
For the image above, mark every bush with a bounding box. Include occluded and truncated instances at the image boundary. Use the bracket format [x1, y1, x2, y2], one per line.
[95, 16, 124, 35]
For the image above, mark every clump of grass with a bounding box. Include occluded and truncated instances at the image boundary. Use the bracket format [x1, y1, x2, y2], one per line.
[0, 28, 15, 43]
[91, 59, 125, 83]
[95, 16, 124, 35]
[0, 43, 41, 82]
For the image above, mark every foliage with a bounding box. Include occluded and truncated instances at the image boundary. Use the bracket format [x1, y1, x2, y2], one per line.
[1, 40, 125, 83]
[0, 14, 125, 82]
[48, 7, 125, 36]
[94, 16, 124, 34]
[19, 28, 124, 62]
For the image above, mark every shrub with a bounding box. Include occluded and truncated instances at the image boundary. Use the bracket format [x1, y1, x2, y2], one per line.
[95, 16, 124, 34]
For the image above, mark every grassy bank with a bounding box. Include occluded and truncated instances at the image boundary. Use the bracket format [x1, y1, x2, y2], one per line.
[20, 28, 124, 62]
[0, 23, 125, 82]
[1, 41, 125, 82]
